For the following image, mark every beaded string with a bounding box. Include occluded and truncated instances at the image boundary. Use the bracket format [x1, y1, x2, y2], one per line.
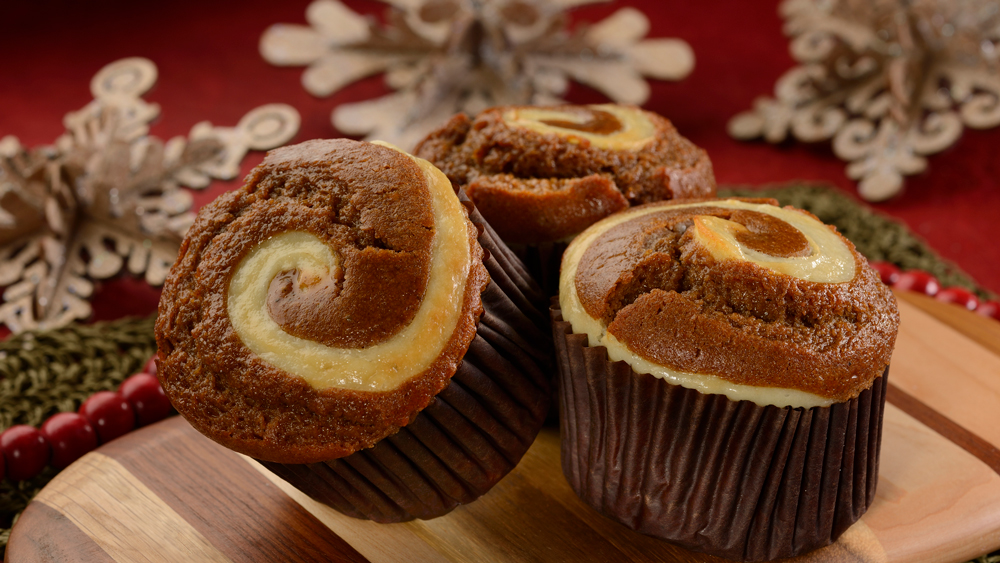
[0, 357, 171, 482]
[870, 263, 1000, 318]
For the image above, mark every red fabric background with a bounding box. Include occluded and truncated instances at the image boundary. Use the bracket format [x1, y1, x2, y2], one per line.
[2, 0, 999, 324]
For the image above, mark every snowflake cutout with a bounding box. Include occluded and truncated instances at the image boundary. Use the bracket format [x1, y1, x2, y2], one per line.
[261, 0, 694, 149]
[0, 57, 300, 333]
[729, 0, 1000, 201]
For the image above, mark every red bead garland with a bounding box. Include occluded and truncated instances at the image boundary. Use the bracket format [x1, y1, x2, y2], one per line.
[1, 357, 173, 482]
[977, 300, 1000, 321]
[120, 373, 172, 427]
[893, 270, 941, 296]
[1, 425, 50, 482]
[41, 413, 98, 470]
[935, 287, 979, 311]
[868, 261, 901, 285]
[868, 261, 999, 319]
[80, 391, 136, 444]
[143, 356, 158, 377]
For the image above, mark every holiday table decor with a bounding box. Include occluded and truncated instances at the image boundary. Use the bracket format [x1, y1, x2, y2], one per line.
[0, 58, 300, 334]
[728, 0, 1000, 201]
[260, 0, 695, 149]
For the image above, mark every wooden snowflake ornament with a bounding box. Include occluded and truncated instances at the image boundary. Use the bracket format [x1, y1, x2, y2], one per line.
[260, 0, 694, 149]
[0, 57, 300, 333]
[729, 0, 1000, 201]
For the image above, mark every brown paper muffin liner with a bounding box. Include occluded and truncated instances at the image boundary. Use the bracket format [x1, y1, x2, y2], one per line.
[552, 306, 886, 561]
[258, 193, 553, 523]
[508, 241, 570, 299]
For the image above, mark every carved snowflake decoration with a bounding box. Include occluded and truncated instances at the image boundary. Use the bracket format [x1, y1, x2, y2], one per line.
[261, 0, 694, 149]
[729, 0, 1000, 201]
[0, 57, 300, 333]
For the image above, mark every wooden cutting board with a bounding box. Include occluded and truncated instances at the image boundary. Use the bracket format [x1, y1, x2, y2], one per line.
[7, 291, 1000, 563]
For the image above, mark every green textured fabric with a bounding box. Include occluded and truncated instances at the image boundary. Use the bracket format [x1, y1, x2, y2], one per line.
[0, 184, 997, 560]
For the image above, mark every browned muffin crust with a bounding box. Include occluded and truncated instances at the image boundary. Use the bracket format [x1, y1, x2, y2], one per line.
[573, 198, 899, 402]
[414, 105, 716, 244]
[155, 139, 489, 464]
[465, 173, 627, 243]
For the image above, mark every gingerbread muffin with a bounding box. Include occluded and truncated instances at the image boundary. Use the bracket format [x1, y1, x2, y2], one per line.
[155, 139, 551, 522]
[415, 104, 716, 292]
[552, 197, 899, 561]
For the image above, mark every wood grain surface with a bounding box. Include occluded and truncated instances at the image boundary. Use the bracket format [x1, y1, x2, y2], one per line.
[6, 290, 1000, 563]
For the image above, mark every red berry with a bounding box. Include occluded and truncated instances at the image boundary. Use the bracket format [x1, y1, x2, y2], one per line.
[79, 391, 135, 443]
[1, 425, 51, 481]
[41, 412, 98, 469]
[119, 373, 172, 427]
[976, 300, 1000, 321]
[868, 261, 900, 285]
[935, 287, 979, 311]
[143, 355, 158, 377]
[893, 270, 940, 296]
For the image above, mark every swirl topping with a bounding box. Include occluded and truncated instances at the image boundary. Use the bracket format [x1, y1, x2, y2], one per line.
[227, 143, 472, 392]
[683, 200, 856, 283]
[502, 104, 656, 150]
[560, 198, 897, 408]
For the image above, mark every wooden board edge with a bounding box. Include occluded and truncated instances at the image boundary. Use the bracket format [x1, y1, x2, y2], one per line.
[894, 290, 1000, 358]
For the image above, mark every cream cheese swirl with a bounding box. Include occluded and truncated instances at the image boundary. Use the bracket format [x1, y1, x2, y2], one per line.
[560, 199, 866, 409]
[227, 147, 471, 392]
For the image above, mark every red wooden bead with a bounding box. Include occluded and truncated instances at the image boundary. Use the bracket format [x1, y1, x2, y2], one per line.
[976, 300, 1000, 321]
[143, 355, 158, 377]
[893, 270, 940, 296]
[1, 425, 51, 481]
[935, 287, 979, 311]
[868, 261, 900, 285]
[79, 391, 135, 443]
[120, 373, 172, 427]
[41, 412, 98, 469]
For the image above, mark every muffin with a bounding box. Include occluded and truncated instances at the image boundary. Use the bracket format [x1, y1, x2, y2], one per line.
[414, 104, 716, 292]
[552, 197, 899, 560]
[155, 138, 551, 522]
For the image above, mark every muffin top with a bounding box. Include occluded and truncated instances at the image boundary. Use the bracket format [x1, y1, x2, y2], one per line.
[155, 139, 488, 463]
[414, 104, 716, 244]
[559, 198, 899, 408]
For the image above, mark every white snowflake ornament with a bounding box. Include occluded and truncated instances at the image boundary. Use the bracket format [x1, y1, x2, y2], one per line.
[0, 57, 300, 333]
[729, 0, 1000, 201]
[261, 0, 695, 149]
